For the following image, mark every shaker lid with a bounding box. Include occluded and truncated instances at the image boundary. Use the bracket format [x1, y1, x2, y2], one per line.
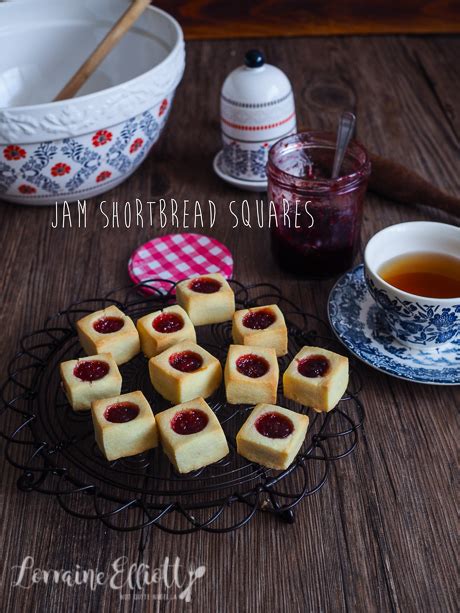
[244, 49, 265, 69]
[221, 49, 292, 105]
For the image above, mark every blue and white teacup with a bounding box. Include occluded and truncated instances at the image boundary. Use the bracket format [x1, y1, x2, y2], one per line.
[364, 222, 460, 348]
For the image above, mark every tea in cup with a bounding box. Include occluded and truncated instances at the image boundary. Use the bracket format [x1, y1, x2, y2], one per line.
[364, 222, 460, 348]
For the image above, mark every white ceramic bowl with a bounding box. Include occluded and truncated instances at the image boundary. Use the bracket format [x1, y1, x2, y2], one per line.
[0, 0, 185, 205]
[364, 222, 460, 348]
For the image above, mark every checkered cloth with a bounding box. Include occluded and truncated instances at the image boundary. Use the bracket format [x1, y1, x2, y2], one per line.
[128, 233, 234, 294]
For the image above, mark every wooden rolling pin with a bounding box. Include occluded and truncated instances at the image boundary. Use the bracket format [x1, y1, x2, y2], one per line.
[369, 153, 460, 218]
[54, 0, 151, 102]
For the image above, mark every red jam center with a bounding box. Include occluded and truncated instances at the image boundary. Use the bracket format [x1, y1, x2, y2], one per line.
[236, 354, 269, 378]
[171, 409, 209, 435]
[169, 351, 203, 373]
[297, 355, 330, 378]
[189, 277, 222, 294]
[104, 402, 140, 423]
[255, 412, 294, 439]
[152, 312, 184, 334]
[93, 316, 125, 334]
[73, 360, 109, 382]
[243, 309, 276, 330]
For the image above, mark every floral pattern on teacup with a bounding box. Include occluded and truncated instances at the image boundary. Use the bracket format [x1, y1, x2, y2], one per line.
[365, 274, 460, 346]
[328, 265, 459, 384]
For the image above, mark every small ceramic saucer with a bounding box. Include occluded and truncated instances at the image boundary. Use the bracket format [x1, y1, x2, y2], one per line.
[328, 265, 460, 385]
[213, 151, 267, 192]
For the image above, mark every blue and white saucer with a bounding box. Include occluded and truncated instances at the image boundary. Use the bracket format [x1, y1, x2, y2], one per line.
[328, 265, 460, 385]
[213, 150, 267, 192]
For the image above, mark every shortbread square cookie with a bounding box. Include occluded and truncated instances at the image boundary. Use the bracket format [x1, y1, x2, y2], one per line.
[156, 397, 229, 473]
[236, 403, 309, 470]
[137, 305, 196, 358]
[91, 391, 158, 461]
[176, 273, 235, 326]
[59, 353, 122, 411]
[283, 346, 349, 412]
[76, 305, 140, 365]
[224, 344, 279, 405]
[148, 341, 222, 404]
[232, 304, 288, 356]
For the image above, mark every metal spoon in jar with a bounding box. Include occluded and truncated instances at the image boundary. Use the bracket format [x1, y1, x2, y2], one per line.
[331, 111, 356, 179]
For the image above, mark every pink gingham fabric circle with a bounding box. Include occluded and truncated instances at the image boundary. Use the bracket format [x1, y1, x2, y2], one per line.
[128, 233, 234, 293]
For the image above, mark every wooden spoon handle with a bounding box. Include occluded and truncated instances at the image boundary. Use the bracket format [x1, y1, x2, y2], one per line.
[368, 153, 460, 218]
[54, 0, 152, 102]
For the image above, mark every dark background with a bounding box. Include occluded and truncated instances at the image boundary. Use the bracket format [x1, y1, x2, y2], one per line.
[154, 0, 460, 37]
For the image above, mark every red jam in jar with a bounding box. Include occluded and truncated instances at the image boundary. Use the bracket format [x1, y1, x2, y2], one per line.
[267, 132, 370, 278]
[171, 409, 209, 435]
[297, 355, 330, 378]
[104, 402, 139, 423]
[189, 277, 222, 294]
[255, 412, 294, 438]
[236, 354, 269, 378]
[93, 316, 125, 334]
[243, 309, 276, 330]
[169, 351, 203, 373]
[153, 312, 184, 333]
[73, 360, 109, 382]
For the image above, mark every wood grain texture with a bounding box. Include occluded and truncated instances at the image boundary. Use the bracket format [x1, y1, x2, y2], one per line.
[0, 36, 459, 613]
[154, 0, 460, 38]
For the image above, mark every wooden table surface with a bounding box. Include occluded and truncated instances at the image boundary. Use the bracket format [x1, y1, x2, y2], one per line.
[1, 36, 459, 612]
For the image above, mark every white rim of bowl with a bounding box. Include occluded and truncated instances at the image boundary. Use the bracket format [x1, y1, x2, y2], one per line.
[363, 221, 460, 304]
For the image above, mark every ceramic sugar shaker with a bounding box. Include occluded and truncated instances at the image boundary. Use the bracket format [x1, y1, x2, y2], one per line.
[213, 49, 296, 191]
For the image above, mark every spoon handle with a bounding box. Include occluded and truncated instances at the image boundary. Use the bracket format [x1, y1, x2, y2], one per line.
[331, 112, 356, 179]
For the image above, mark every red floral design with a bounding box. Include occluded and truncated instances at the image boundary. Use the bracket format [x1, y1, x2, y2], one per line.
[4, 145, 27, 161]
[92, 130, 113, 147]
[51, 162, 71, 177]
[96, 171, 112, 183]
[18, 184, 36, 194]
[129, 138, 144, 154]
[158, 98, 168, 117]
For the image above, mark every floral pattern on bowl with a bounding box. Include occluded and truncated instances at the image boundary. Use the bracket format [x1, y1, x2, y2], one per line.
[0, 97, 171, 205]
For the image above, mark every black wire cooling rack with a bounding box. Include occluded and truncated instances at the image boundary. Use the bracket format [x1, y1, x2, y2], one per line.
[0, 280, 364, 534]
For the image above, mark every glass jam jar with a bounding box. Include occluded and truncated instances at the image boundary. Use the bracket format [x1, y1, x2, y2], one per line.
[267, 132, 371, 278]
